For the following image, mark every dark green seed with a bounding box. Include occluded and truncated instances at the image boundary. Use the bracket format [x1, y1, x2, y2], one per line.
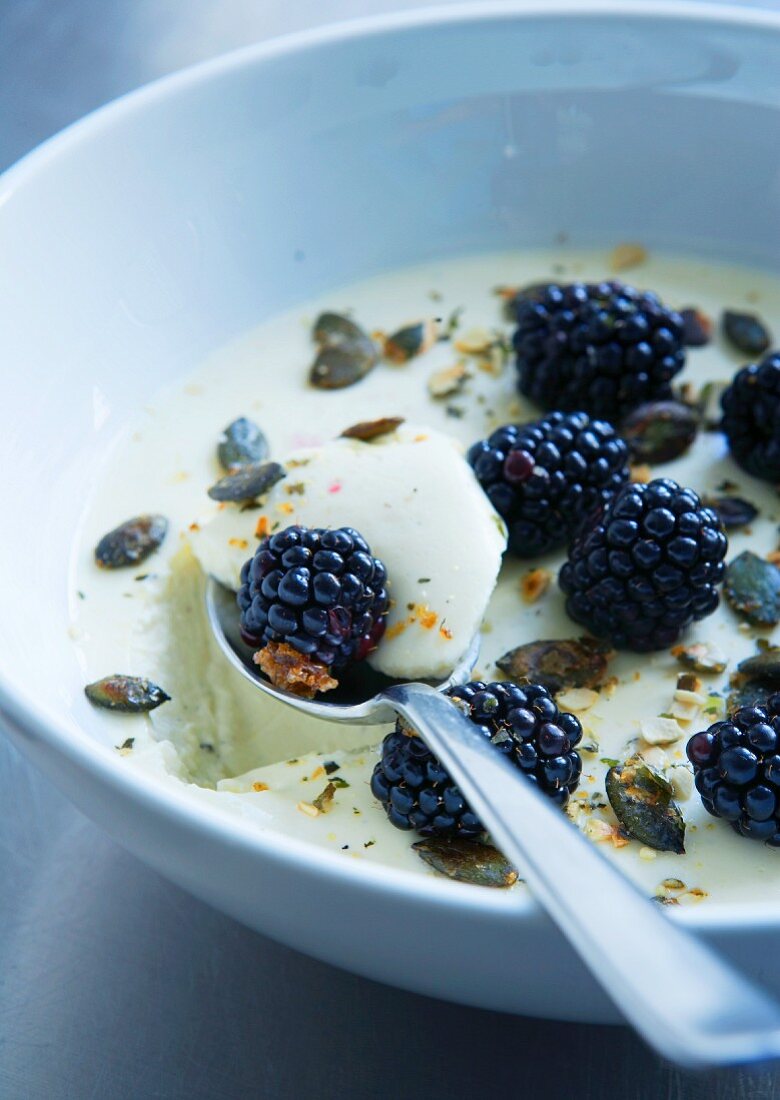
[309, 312, 378, 389]
[207, 461, 285, 502]
[620, 401, 698, 465]
[702, 496, 758, 531]
[383, 320, 438, 364]
[217, 417, 269, 471]
[95, 515, 168, 569]
[736, 645, 780, 683]
[722, 310, 771, 355]
[724, 551, 780, 627]
[85, 675, 170, 713]
[727, 680, 775, 713]
[679, 307, 713, 348]
[496, 637, 612, 692]
[606, 760, 685, 853]
[412, 837, 518, 887]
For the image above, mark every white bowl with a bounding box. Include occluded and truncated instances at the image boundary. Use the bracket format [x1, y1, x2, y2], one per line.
[1, 2, 779, 1024]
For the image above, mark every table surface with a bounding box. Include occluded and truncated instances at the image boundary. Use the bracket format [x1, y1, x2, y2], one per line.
[2, 2, 780, 1097]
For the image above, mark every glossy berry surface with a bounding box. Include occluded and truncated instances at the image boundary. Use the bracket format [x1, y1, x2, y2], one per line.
[370, 681, 583, 838]
[467, 411, 630, 557]
[237, 525, 389, 670]
[687, 695, 780, 845]
[513, 281, 686, 421]
[721, 353, 780, 482]
[559, 478, 727, 651]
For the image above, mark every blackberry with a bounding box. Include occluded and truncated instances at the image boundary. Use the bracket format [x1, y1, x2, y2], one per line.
[370, 681, 583, 838]
[467, 411, 630, 557]
[687, 696, 780, 845]
[514, 281, 686, 421]
[237, 525, 389, 672]
[721, 353, 780, 482]
[559, 477, 727, 651]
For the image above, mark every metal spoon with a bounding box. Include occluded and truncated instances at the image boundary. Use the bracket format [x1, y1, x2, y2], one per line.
[207, 578, 780, 1068]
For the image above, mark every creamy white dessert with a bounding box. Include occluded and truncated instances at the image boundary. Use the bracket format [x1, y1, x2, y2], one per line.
[70, 247, 780, 903]
[190, 425, 506, 679]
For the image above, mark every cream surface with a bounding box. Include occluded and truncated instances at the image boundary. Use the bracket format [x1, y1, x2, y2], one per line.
[69, 247, 780, 902]
[190, 425, 506, 678]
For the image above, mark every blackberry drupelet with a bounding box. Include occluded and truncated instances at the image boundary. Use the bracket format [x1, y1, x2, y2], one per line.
[237, 525, 389, 671]
[513, 281, 686, 421]
[559, 477, 727, 651]
[467, 411, 630, 557]
[370, 681, 583, 838]
[721, 353, 780, 482]
[687, 696, 780, 844]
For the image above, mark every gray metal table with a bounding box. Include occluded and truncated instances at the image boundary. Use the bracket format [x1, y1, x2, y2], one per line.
[1, 3, 778, 1096]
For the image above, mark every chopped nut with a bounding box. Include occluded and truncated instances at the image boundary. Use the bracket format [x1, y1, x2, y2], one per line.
[609, 242, 648, 271]
[252, 781, 269, 792]
[556, 688, 600, 712]
[639, 847, 657, 861]
[520, 568, 551, 603]
[630, 464, 652, 483]
[427, 362, 470, 398]
[640, 716, 683, 746]
[297, 801, 320, 818]
[669, 766, 693, 801]
[254, 641, 338, 698]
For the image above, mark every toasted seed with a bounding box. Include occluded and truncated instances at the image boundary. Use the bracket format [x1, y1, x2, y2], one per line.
[701, 495, 758, 531]
[207, 461, 285, 502]
[412, 837, 518, 887]
[606, 760, 685, 853]
[427, 362, 471, 398]
[309, 311, 378, 389]
[724, 551, 780, 626]
[340, 417, 404, 441]
[620, 401, 698, 465]
[679, 307, 713, 348]
[496, 637, 612, 691]
[217, 417, 269, 471]
[671, 641, 727, 675]
[95, 514, 168, 569]
[722, 310, 771, 355]
[85, 674, 170, 713]
[737, 644, 780, 683]
[383, 319, 438, 364]
[609, 242, 648, 272]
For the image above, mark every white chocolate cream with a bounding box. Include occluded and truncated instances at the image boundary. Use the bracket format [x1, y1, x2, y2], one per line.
[190, 425, 506, 679]
[69, 248, 780, 902]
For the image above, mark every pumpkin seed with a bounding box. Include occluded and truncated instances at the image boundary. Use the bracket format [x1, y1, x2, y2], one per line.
[736, 644, 780, 683]
[383, 319, 438, 364]
[217, 417, 269, 471]
[207, 461, 285, 503]
[310, 344, 377, 390]
[496, 637, 612, 692]
[727, 680, 775, 713]
[412, 837, 518, 888]
[95, 514, 168, 569]
[702, 495, 758, 531]
[309, 311, 378, 389]
[724, 551, 780, 626]
[722, 310, 771, 355]
[680, 307, 713, 348]
[671, 641, 727, 675]
[340, 417, 404, 441]
[606, 760, 685, 853]
[620, 401, 698, 465]
[85, 674, 170, 713]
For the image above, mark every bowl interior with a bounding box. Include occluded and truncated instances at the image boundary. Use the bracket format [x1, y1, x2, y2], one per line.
[1, 3, 779, 811]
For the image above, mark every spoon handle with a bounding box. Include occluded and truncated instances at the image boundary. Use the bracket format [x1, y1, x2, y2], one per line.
[385, 681, 780, 1069]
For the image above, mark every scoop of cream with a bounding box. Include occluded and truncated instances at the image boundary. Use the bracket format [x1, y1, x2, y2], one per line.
[189, 424, 506, 679]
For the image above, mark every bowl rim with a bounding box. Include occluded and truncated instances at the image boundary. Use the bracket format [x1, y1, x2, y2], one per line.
[2, 0, 780, 932]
